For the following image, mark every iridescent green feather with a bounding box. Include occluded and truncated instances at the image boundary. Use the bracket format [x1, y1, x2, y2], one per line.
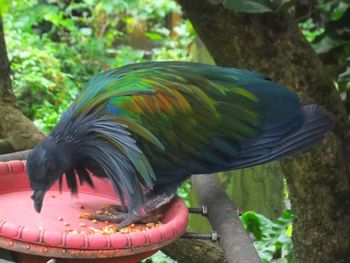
[71, 62, 267, 183]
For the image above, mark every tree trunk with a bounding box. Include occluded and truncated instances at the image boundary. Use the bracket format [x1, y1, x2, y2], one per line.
[177, 1, 350, 262]
[0, 14, 15, 105]
[0, 14, 44, 153]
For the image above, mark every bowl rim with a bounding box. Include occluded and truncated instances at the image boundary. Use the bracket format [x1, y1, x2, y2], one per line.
[0, 160, 189, 258]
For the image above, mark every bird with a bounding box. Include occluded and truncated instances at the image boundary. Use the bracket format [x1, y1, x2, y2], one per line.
[26, 61, 334, 228]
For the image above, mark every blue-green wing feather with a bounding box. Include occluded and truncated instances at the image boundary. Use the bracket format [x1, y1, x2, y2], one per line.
[65, 61, 331, 191]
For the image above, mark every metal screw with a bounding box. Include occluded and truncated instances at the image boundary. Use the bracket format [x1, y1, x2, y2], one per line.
[211, 231, 219, 241]
[188, 205, 208, 216]
[181, 231, 220, 241]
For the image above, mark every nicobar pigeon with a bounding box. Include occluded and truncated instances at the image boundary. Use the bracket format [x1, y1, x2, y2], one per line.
[26, 62, 334, 228]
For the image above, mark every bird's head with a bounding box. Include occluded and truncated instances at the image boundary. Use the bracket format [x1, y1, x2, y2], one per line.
[26, 136, 75, 213]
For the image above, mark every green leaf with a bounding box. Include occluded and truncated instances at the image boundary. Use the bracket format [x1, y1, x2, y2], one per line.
[312, 36, 350, 54]
[339, 67, 350, 83]
[0, 0, 12, 14]
[275, 0, 294, 12]
[210, 0, 272, 13]
[145, 32, 163, 41]
[240, 211, 273, 240]
[241, 210, 293, 262]
[80, 27, 93, 36]
[331, 2, 349, 21]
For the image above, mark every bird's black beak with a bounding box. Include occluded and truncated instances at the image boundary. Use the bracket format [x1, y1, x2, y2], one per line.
[31, 190, 46, 213]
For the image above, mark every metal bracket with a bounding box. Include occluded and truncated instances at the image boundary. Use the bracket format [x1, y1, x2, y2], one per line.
[188, 205, 208, 216]
[181, 231, 220, 241]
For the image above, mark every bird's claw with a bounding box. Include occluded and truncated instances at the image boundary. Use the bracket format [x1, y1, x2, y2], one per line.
[79, 204, 130, 223]
[83, 204, 162, 229]
[116, 213, 161, 229]
[83, 212, 130, 224]
[101, 204, 128, 213]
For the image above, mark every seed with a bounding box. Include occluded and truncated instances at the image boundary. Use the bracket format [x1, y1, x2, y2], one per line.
[64, 222, 70, 226]
[80, 205, 85, 209]
[69, 229, 79, 234]
[89, 227, 102, 233]
[58, 217, 63, 221]
[92, 219, 98, 224]
[79, 222, 87, 227]
[79, 213, 90, 218]
[51, 194, 56, 198]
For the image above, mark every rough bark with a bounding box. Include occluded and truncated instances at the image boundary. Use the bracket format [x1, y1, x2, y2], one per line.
[0, 15, 15, 105]
[177, 1, 350, 262]
[0, 14, 44, 153]
[162, 238, 227, 263]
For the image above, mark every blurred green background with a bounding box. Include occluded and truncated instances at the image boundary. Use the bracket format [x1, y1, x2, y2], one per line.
[1, 1, 349, 262]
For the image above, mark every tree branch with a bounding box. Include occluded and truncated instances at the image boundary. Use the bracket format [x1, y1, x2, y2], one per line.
[191, 174, 261, 263]
[0, 149, 31, 162]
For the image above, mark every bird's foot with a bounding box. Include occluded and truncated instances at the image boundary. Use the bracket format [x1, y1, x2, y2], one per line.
[81, 205, 163, 229]
[81, 183, 178, 229]
[102, 204, 128, 213]
[115, 210, 162, 229]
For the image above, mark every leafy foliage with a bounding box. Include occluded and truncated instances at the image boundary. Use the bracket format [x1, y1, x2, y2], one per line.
[299, 18, 325, 42]
[2, 1, 349, 263]
[142, 251, 177, 263]
[177, 179, 191, 207]
[241, 210, 293, 263]
[298, 0, 350, 112]
[3, 0, 194, 133]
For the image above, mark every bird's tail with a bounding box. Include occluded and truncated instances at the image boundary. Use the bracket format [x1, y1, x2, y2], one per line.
[269, 104, 334, 157]
[229, 104, 334, 169]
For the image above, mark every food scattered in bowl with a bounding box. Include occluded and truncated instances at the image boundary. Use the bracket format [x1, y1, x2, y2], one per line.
[61, 205, 161, 235]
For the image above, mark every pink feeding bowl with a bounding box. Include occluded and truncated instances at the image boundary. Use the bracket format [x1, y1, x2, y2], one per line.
[0, 161, 188, 263]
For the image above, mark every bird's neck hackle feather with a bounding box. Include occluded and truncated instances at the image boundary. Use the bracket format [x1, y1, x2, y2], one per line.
[51, 102, 154, 208]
